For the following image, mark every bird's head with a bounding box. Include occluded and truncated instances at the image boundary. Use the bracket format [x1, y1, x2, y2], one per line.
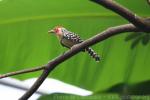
[48, 26, 67, 36]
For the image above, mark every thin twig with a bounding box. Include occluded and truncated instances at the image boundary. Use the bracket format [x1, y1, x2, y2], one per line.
[19, 24, 142, 100]
[91, 0, 150, 32]
[0, 66, 45, 79]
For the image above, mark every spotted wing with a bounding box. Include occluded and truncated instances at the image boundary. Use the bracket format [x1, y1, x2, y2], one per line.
[60, 32, 83, 48]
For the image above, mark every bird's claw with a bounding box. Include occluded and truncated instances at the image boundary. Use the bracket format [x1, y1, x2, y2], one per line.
[70, 44, 78, 50]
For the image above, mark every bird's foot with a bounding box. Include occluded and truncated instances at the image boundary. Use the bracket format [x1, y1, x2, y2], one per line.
[70, 44, 79, 50]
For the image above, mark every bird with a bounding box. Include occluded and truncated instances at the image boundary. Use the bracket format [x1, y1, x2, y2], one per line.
[48, 26, 100, 62]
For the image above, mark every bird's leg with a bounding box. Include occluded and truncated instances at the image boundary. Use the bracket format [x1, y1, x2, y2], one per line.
[71, 44, 86, 52]
[70, 44, 79, 50]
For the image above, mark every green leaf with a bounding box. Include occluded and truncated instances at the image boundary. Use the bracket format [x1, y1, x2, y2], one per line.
[38, 93, 150, 100]
[38, 93, 120, 100]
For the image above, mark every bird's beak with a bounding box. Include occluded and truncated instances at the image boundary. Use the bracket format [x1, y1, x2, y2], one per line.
[48, 29, 54, 34]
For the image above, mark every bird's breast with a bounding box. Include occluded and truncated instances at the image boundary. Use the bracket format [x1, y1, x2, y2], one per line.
[61, 38, 74, 48]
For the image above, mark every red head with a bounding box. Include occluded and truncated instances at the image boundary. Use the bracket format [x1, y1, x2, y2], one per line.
[48, 26, 65, 36]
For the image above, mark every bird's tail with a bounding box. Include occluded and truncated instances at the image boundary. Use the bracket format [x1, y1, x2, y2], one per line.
[85, 47, 100, 62]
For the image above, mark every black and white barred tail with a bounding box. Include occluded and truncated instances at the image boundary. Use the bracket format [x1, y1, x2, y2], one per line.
[85, 47, 100, 62]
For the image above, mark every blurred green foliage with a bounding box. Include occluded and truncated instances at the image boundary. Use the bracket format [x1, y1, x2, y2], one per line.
[38, 93, 150, 100]
[38, 93, 120, 100]
[0, 0, 150, 99]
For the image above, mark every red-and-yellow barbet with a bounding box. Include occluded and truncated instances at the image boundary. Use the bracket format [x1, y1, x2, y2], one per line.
[48, 26, 100, 62]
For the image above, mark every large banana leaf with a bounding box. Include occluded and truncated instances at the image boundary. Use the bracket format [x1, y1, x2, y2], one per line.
[0, 0, 150, 97]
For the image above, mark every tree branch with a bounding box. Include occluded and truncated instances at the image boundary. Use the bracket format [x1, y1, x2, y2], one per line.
[19, 24, 142, 100]
[91, 0, 150, 32]
[0, 1, 148, 99]
[0, 66, 45, 79]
